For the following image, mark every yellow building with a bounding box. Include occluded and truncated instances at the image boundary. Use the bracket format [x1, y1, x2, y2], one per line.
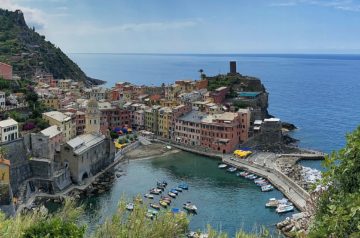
[158, 107, 172, 139]
[58, 79, 72, 90]
[42, 96, 60, 110]
[160, 99, 179, 107]
[42, 111, 76, 142]
[145, 105, 160, 134]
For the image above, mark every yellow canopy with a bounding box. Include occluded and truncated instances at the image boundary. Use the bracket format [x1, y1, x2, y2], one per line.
[233, 150, 252, 157]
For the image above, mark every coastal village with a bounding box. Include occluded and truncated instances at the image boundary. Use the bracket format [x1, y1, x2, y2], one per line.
[0, 60, 324, 236]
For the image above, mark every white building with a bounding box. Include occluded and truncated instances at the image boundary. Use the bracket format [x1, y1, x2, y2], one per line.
[0, 118, 18, 143]
[0, 91, 5, 108]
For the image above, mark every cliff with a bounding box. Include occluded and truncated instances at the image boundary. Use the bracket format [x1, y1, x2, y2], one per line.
[0, 9, 104, 85]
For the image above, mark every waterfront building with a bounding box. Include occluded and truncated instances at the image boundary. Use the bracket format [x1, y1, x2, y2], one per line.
[201, 112, 242, 153]
[0, 118, 18, 143]
[58, 133, 115, 184]
[42, 111, 76, 142]
[158, 107, 173, 138]
[133, 110, 145, 130]
[0, 91, 5, 108]
[145, 105, 161, 134]
[174, 110, 204, 146]
[0, 62, 13, 80]
[31, 125, 63, 160]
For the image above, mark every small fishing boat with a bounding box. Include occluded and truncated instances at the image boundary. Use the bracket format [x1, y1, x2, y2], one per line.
[144, 193, 154, 199]
[218, 164, 228, 169]
[254, 178, 266, 183]
[150, 188, 162, 195]
[265, 198, 278, 208]
[227, 167, 237, 173]
[150, 203, 161, 210]
[126, 203, 134, 211]
[133, 197, 143, 204]
[178, 182, 189, 190]
[148, 209, 158, 215]
[245, 174, 257, 179]
[168, 192, 177, 198]
[238, 171, 247, 176]
[145, 212, 154, 219]
[170, 189, 179, 195]
[159, 200, 168, 208]
[276, 204, 294, 214]
[261, 184, 274, 192]
[162, 196, 172, 201]
[183, 202, 197, 213]
[240, 172, 249, 177]
[236, 172, 242, 176]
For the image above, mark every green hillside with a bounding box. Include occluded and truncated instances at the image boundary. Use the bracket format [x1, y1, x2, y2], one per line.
[0, 9, 104, 85]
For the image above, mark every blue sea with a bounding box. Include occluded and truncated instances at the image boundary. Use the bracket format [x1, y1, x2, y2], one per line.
[67, 53, 360, 236]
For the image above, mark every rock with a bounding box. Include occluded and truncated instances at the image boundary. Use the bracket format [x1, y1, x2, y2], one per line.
[282, 122, 297, 131]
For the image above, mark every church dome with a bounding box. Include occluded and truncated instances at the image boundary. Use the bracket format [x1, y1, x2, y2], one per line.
[87, 98, 98, 108]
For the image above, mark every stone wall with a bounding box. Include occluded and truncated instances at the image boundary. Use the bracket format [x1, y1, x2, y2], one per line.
[1, 138, 32, 194]
[29, 159, 52, 178]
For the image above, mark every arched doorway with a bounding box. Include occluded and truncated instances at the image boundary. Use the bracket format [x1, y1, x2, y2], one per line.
[82, 172, 89, 181]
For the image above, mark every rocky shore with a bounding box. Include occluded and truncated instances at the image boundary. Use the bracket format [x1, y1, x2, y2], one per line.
[276, 212, 312, 237]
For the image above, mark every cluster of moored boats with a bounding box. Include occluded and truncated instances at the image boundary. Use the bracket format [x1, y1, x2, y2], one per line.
[126, 181, 197, 219]
[218, 163, 274, 192]
[265, 198, 294, 214]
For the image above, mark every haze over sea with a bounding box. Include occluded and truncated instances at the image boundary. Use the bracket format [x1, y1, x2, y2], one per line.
[65, 53, 360, 236]
[70, 53, 360, 156]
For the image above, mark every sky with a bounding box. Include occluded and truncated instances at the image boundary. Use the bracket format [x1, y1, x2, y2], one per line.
[1, 0, 360, 54]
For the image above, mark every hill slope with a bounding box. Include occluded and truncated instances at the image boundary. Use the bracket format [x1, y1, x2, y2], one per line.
[0, 9, 104, 85]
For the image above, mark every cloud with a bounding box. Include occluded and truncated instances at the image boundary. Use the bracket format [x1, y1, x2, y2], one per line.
[270, 0, 360, 12]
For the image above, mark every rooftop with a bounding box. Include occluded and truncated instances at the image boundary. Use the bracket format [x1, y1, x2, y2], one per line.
[40, 125, 61, 138]
[215, 86, 228, 91]
[67, 133, 105, 155]
[178, 110, 206, 123]
[0, 118, 18, 128]
[264, 118, 281, 122]
[43, 111, 71, 122]
[238, 92, 261, 97]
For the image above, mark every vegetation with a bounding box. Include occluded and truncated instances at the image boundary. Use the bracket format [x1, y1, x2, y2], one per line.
[0, 198, 275, 238]
[309, 126, 360, 237]
[0, 9, 101, 84]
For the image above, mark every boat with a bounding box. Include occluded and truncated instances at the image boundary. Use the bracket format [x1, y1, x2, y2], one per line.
[162, 196, 172, 201]
[178, 182, 189, 190]
[148, 209, 158, 215]
[240, 172, 249, 177]
[218, 164, 228, 169]
[168, 192, 177, 198]
[183, 202, 197, 213]
[160, 198, 171, 205]
[265, 198, 278, 208]
[261, 184, 274, 192]
[175, 187, 183, 192]
[144, 193, 154, 199]
[227, 167, 237, 172]
[126, 203, 134, 211]
[245, 174, 257, 179]
[150, 203, 161, 210]
[276, 204, 294, 213]
[254, 178, 266, 183]
[145, 212, 154, 219]
[159, 200, 168, 208]
[157, 181, 167, 188]
[133, 197, 143, 204]
[150, 188, 162, 195]
[236, 172, 242, 176]
[170, 189, 179, 195]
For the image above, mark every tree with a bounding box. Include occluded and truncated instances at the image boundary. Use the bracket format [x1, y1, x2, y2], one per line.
[309, 126, 360, 237]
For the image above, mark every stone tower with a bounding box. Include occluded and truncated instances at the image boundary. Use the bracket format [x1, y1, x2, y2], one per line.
[85, 98, 101, 134]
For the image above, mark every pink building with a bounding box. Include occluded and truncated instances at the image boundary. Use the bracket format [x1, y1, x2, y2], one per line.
[0, 62, 13, 80]
[237, 108, 250, 142]
[201, 112, 242, 154]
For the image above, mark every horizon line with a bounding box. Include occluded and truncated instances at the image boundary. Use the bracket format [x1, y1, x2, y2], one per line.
[67, 52, 360, 55]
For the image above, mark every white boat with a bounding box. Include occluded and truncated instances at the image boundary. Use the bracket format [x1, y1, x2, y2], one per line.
[276, 204, 294, 213]
[183, 202, 198, 213]
[227, 167, 237, 172]
[261, 184, 274, 192]
[218, 164, 228, 169]
[166, 145, 172, 150]
[168, 192, 177, 198]
[144, 193, 154, 199]
[150, 188, 162, 195]
[126, 203, 134, 211]
[265, 198, 278, 208]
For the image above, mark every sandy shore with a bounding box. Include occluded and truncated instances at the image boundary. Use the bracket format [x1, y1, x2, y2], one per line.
[124, 143, 181, 160]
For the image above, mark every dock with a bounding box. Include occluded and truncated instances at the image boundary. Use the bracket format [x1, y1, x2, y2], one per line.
[222, 156, 310, 211]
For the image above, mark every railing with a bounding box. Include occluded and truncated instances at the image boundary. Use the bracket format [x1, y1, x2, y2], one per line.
[114, 141, 140, 161]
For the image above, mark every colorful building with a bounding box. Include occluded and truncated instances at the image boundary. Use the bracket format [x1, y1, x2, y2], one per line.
[43, 111, 76, 142]
[158, 107, 173, 139]
[174, 110, 204, 146]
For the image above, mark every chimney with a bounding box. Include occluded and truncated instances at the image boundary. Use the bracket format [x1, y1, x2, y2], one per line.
[230, 61, 237, 74]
